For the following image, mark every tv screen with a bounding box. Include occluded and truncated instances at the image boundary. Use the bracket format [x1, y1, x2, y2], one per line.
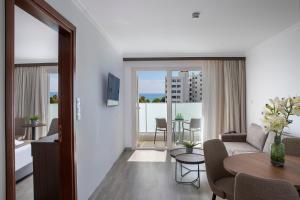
[107, 73, 120, 106]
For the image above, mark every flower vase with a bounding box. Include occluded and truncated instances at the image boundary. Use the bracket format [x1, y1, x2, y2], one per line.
[31, 120, 38, 126]
[270, 135, 285, 167]
[186, 147, 193, 154]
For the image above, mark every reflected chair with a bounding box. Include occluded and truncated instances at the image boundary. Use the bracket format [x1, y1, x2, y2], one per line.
[235, 173, 300, 200]
[203, 139, 235, 200]
[154, 118, 167, 144]
[15, 118, 26, 140]
[183, 118, 201, 142]
[47, 118, 58, 136]
[282, 138, 300, 157]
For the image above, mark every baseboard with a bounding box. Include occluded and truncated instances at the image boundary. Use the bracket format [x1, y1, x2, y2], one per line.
[88, 148, 133, 200]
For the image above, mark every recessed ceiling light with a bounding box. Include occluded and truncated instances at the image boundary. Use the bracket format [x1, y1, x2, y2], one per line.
[192, 11, 200, 18]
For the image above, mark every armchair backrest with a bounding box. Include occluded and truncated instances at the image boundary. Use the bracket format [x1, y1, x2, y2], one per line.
[48, 118, 58, 136]
[235, 173, 300, 200]
[204, 139, 231, 188]
[155, 118, 167, 129]
[282, 138, 300, 157]
[15, 118, 26, 140]
[190, 118, 201, 129]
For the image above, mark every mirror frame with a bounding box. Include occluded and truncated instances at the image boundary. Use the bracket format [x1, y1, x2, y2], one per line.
[5, 0, 77, 199]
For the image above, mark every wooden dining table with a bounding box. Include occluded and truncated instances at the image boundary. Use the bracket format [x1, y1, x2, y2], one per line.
[223, 152, 300, 190]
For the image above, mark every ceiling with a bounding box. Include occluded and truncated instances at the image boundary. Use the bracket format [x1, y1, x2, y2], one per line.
[75, 0, 300, 57]
[15, 6, 58, 63]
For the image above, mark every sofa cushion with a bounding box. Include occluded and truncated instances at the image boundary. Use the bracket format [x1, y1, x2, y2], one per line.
[224, 142, 260, 156]
[263, 132, 275, 153]
[246, 123, 267, 150]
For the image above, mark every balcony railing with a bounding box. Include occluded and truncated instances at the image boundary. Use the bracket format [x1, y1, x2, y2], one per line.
[138, 103, 203, 133]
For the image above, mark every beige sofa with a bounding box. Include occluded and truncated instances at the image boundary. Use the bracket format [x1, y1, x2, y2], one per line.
[222, 123, 295, 156]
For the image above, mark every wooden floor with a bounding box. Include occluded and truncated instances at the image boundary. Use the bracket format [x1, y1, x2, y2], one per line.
[15, 150, 223, 200]
[90, 150, 222, 200]
[16, 175, 33, 200]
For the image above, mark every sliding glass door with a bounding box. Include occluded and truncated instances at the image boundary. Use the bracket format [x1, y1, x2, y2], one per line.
[171, 70, 203, 147]
[135, 69, 203, 149]
[136, 71, 167, 149]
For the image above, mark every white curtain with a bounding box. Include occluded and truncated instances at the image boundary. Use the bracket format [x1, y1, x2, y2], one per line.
[14, 66, 50, 139]
[202, 60, 246, 141]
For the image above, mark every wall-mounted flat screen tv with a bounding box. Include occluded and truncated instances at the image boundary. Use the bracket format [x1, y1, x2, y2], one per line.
[107, 73, 120, 106]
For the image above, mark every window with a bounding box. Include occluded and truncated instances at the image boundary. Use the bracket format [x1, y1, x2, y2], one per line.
[49, 73, 58, 125]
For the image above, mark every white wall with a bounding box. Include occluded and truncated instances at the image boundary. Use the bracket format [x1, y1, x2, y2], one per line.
[0, 0, 5, 198]
[246, 22, 300, 136]
[15, 6, 58, 63]
[44, 1, 124, 199]
[0, 0, 124, 199]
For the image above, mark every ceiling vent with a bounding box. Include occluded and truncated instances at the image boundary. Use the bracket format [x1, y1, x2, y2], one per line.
[192, 12, 200, 18]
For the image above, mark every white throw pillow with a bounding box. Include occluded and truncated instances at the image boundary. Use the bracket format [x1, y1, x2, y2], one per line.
[246, 123, 268, 150]
[263, 132, 276, 153]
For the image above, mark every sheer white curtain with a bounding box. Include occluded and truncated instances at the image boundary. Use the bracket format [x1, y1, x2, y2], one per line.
[202, 60, 246, 141]
[14, 66, 50, 139]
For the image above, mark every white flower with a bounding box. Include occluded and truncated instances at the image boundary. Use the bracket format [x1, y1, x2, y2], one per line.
[293, 106, 300, 116]
[294, 96, 300, 104]
[264, 115, 287, 133]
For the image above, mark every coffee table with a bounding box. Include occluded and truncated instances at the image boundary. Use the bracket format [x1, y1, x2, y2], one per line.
[170, 148, 205, 188]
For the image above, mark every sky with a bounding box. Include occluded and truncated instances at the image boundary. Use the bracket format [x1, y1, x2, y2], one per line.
[137, 71, 201, 94]
[50, 73, 58, 92]
[138, 71, 166, 94]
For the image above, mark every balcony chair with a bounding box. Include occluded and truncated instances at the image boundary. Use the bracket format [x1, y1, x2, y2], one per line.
[47, 118, 58, 136]
[282, 138, 300, 157]
[203, 139, 235, 200]
[235, 173, 300, 200]
[154, 118, 167, 144]
[183, 118, 201, 142]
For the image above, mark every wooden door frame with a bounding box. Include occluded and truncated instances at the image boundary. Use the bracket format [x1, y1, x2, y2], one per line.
[5, 0, 77, 199]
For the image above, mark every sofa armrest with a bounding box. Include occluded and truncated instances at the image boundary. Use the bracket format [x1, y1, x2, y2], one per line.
[223, 130, 237, 134]
[221, 133, 247, 142]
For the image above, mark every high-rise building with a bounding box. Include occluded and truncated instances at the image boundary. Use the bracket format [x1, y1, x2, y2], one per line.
[165, 71, 203, 103]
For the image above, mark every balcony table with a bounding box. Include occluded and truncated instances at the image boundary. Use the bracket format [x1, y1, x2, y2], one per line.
[223, 152, 300, 190]
[172, 119, 188, 144]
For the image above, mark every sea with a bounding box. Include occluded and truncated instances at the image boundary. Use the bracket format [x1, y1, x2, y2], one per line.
[50, 91, 58, 97]
[139, 93, 165, 101]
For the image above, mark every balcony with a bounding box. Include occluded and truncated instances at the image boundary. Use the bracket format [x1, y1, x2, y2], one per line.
[137, 102, 203, 148]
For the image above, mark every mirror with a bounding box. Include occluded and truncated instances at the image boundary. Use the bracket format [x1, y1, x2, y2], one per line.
[14, 5, 59, 200]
